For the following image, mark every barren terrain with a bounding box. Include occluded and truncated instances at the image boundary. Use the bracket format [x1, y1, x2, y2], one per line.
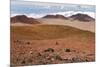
[11, 20, 95, 66]
[39, 19, 95, 32]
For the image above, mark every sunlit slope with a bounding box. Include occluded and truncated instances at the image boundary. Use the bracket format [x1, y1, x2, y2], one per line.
[11, 25, 94, 40]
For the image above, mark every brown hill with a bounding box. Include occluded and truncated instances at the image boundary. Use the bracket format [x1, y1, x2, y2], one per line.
[11, 15, 40, 24]
[43, 14, 68, 19]
[69, 13, 95, 22]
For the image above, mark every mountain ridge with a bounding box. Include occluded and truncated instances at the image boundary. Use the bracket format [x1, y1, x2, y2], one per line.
[11, 15, 40, 24]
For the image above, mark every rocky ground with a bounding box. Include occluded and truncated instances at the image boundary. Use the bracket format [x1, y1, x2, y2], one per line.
[11, 24, 95, 66]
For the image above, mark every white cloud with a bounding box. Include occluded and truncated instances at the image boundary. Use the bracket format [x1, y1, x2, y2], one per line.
[51, 11, 95, 18]
[11, 11, 95, 19]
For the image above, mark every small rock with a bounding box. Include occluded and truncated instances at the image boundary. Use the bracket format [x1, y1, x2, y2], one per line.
[65, 48, 71, 52]
[26, 42, 30, 44]
[44, 48, 54, 52]
[56, 42, 59, 45]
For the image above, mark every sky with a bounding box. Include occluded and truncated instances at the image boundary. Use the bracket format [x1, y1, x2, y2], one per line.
[12, 0, 95, 5]
[11, 0, 95, 18]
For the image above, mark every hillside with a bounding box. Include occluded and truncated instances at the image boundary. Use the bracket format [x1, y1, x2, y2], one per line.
[42, 13, 95, 22]
[69, 13, 95, 22]
[11, 15, 40, 24]
[11, 24, 94, 40]
[43, 14, 68, 19]
[11, 24, 95, 66]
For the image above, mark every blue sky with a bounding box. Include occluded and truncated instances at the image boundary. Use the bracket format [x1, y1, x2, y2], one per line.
[11, 1, 95, 14]
[11, 0, 95, 18]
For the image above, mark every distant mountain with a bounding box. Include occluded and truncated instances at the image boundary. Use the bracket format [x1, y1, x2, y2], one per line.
[69, 13, 95, 22]
[11, 15, 40, 24]
[42, 13, 95, 22]
[43, 14, 68, 19]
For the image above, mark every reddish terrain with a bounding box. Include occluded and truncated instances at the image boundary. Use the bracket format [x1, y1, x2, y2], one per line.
[11, 24, 95, 66]
[11, 14, 95, 66]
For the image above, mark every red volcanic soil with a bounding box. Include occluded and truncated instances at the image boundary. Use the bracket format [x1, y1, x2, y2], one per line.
[11, 25, 95, 66]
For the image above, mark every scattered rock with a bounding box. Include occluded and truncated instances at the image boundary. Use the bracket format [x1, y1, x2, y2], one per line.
[71, 57, 81, 62]
[14, 40, 22, 44]
[26, 42, 30, 44]
[64, 48, 71, 52]
[21, 60, 26, 64]
[44, 48, 54, 52]
[37, 53, 42, 56]
[56, 41, 59, 45]
[54, 55, 62, 60]
[29, 51, 33, 54]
